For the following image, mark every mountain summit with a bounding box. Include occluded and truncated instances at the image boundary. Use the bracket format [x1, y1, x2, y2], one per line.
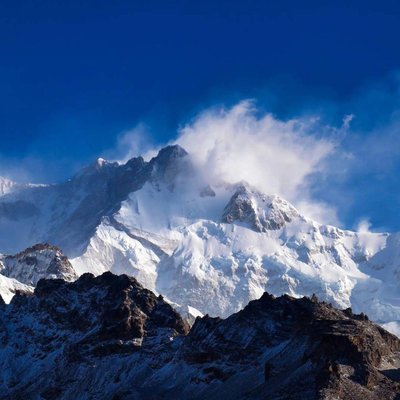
[222, 184, 300, 231]
[0, 145, 398, 337]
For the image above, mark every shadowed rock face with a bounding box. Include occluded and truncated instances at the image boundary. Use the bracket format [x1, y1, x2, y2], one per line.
[184, 294, 400, 399]
[32, 272, 190, 343]
[0, 145, 189, 255]
[49, 145, 190, 254]
[222, 184, 300, 231]
[0, 272, 398, 400]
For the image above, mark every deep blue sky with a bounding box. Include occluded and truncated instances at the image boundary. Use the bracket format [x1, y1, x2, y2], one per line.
[1, 0, 400, 230]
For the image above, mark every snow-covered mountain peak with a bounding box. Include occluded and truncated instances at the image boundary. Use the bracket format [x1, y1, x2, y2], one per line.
[96, 157, 107, 166]
[151, 144, 188, 163]
[0, 243, 78, 286]
[222, 183, 301, 231]
[0, 144, 399, 336]
[73, 157, 119, 180]
[148, 144, 191, 188]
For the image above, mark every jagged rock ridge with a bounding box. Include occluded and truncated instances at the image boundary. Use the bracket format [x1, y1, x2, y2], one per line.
[222, 184, 300, 231]
[0, 272, 398, 399]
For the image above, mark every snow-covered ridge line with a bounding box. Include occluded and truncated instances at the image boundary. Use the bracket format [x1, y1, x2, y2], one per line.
[0, 145, 398, 336]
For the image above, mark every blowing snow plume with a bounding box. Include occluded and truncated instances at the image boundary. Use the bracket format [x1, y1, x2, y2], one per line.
[175, 100, 340, 224]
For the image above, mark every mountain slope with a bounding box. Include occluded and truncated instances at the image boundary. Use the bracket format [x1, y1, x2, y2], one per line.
[74, 175, 395, 326]
[0, 273, 398, 400]
[0, 145, 398, 332]
[0, 274, 32, 303]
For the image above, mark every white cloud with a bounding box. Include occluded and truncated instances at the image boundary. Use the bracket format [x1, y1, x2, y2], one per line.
[105, 124, 157, 163]
[342, 114, 354, 130]
[175, 100, 340, 224]
[356, 218, 372, 233]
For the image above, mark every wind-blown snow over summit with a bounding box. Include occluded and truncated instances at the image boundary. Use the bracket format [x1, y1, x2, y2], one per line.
[0, 145, 398, 334]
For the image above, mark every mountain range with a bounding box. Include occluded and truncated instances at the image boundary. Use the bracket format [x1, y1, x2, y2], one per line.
[0, 145, 399, 337]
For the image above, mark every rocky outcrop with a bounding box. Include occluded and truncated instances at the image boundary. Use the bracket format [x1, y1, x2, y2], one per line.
[0, 272, 398, 399]
[222, 184, 300, 231]
[0, 243, 78, 286]
[32, 272, 189, 345]
[149, 144, 191, 190]
[182, 293, 400, 399]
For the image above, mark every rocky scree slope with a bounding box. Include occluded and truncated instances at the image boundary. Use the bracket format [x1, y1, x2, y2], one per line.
[0, 272, 399, 400]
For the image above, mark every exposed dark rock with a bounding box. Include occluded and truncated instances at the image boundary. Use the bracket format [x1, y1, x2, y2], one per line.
[149, 144, 191, 190]
[222, 184, 299, 231]
[0, 272, 398, 400]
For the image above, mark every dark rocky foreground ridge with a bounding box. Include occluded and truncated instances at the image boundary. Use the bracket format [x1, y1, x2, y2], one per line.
[0, 272, 398, 400]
